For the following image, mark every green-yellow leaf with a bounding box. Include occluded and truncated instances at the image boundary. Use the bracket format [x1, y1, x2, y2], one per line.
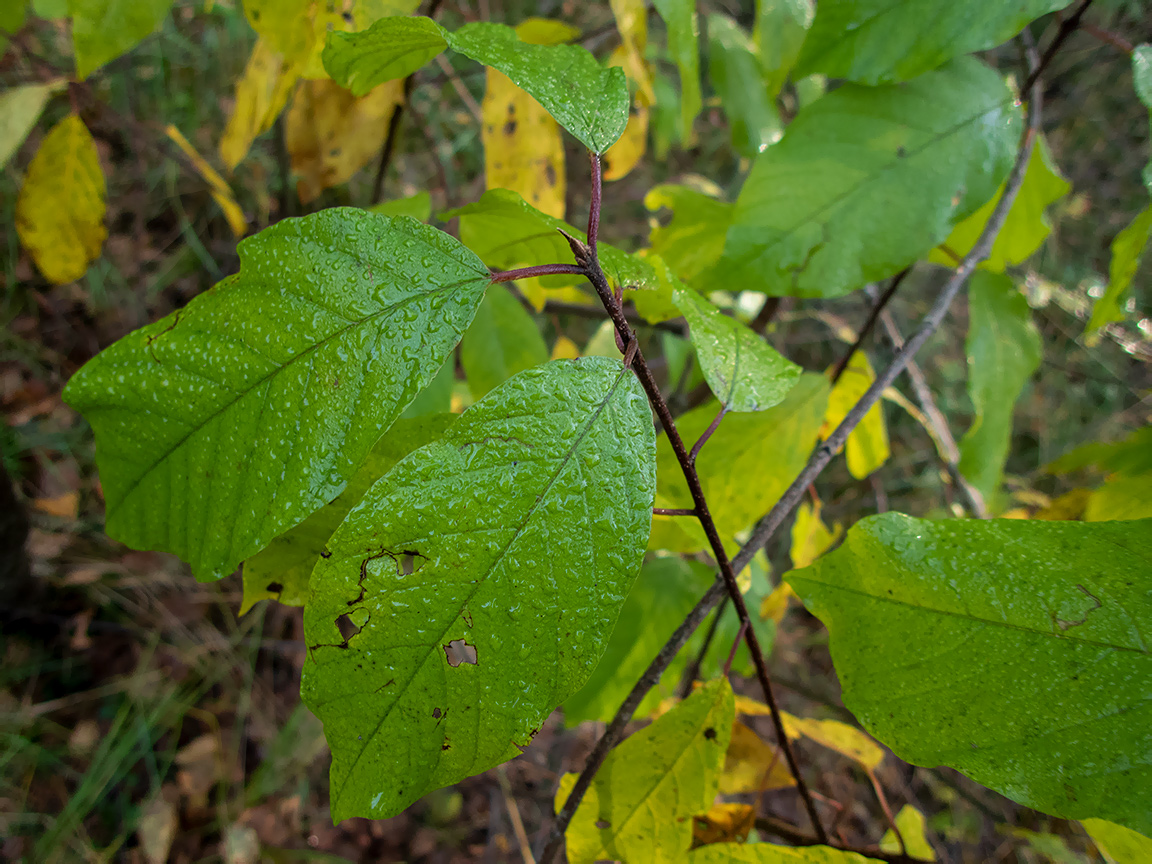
[219, 37, 302, 171]
[368, 191, 432, 221]
[15, 114, 107, 284]
[880, 805, 936, 861]
[823, 353, 889, 480]
[71, 0, 174, 80]
[708, 14, 782, 158]
[460, 284, 549, 399]
[1082, 818, 1152, 863]
[323, 16, 449, 97]
[645, 183, 734, 286]
[1085, 472, 1152, 523]
[1085, 205, 1152, 342]
[719, 720, 795, 793]
[789, 501, 842, 570]
[0, 80, 66, 169]
[688, 841, 883, 862]
[560, 677, 734, 864]
[755, 0, 814, 98]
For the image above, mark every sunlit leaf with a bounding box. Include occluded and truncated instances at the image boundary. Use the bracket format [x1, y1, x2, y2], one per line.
[0, 80, 66, 169]
[15, 114, 106, 284]
[304, 357, 655, 819]
[560, 677, 733, 864]
[1046, 427, 1152, 477]
[652, 0, 702, 141]
[71, 0, 174, 80]
[1082, 818, 1152, 864]
[1084, 206, 1152, 342]
[460, 285, 549, 399]
[795, 0, 1066, 85]
[709, 58, 1019, 298]
[755, 0, 814, 98]
[787, 513, 1152, 835]
[823, 353, 889, 480]
[323, 15, 449, 97]
[645, 183, 734, 285]
[880, 805, 936, 861]
[64, 209, 490, 581]
[708, 14, 782, 159]
[958, 272, 1041, 508]
[219, 37, 301, 171]
[719, 720, 795, 794]
[164, 125, 247, 237]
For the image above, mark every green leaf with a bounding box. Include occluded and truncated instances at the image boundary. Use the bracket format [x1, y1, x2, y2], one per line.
[0, 80, 66, 170]
[559, 677, 734, 864]
[563, 556, 715, 725]
[71, 0, 175, 80]
[929, 135, 1071, 273]
[650, 374, 829, 554]
[1085, 206, 1152, 342]
[368, 190, 432, 222]
[240, 414, 456, 613]
[443, 188, 659, 290]
[401, 357, 455, 419]
[707, 14, 782, 159]
[447, 21, 629, 153]
[32, 0, 68, 18]
[688, 842, 884, 862]
[1085, 473, 1152, 523]
[824, 353, 889, 480]
[645, 184, 734, 285]
[302, 357, 656, 820]
[675, 288, 800, 412]
[958, 272, 1041, 507]
[1, 2, 26, 56]
[652, 0, 702, 141]
[322, 16, 449, 97]
[709, 57, 1020, 299]
[63, 209, 490, 581]
[795, 0, 1066, 85]
[460, 284, 549, 399]
[1082, 818, 1152, 863]
[1047, 427, 1152, 477]
[1132, 45, 1152, 193]
[787, 513, 1152, 835]
[754, 0, 814, 98]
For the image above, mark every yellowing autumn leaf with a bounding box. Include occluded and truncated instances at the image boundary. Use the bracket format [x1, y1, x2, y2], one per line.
[781, 712, 885, 771]
[16, 114, 107, 284]
[759, 580, 798, 624]
[881, 805, 937, 861]
[719, 721, 795, 794]
[551, 335, 581, 360]
[604, 104, 649, 181]
[789, 500, 843, 569]
[693, 802, 756, 846]
[285, 77, 403, 204]
[609, 0, 654, 105]
[0, 80, 66, 169]
[823, 352, 890, 479]
[165, 125, 247, 237]
[219, 37, 301, 170]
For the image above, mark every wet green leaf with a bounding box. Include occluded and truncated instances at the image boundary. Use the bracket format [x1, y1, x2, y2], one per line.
[645, 184, 734, 286]
[240, 414, 456, 613]
[323, 16, 449, 97]
[787, 513, 1152, 835]
[71, 0, 174, 79]
[1082, 818, 1152, 863]
[709, 57, 1019, 298]
[652, 0, 702, 141]
[707, 14, 782, 159]
[448, 21, 629, 153]
[559, 677, 734, 864]
[755, 0, 814, 98]
[795, 0, 1065, 84]
[675, 288, 800, 412]
[368, 191, 432, 222]
[401, 358, 456, 419]
[460, 285, 549, 399]
[302, 357, 656, 820]
[1085, 206, 1152, 342]
[958, 272, 1041, 508]
[63, 209, 490, 580]
[688, 841, 882, 862]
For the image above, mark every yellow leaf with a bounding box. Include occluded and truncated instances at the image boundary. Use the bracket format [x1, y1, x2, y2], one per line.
[609, 0, 655, 105]
[719, 721, 795, 794]
[285, 77, 404, 204]
[732, 693, 771, 718]
[219, 37, 301, 170]
[16, 114, 106, 284]
[781, 712, 885, 771]
[789, 500, 843, 570]
[759, 581, 798, 624]
[165, 125, 247, 237]
[1035, 487, 1091, 521]
[692, 802, 756, 846]
[33, 491, 79, 518]
[1000, 507, 1031, 520]
[551, 335, 581, 360]
[0, 79, 67, 170]
[822, 353, 889, 480]
[880, 805, 937, 861]
[603, 104, 649, 181]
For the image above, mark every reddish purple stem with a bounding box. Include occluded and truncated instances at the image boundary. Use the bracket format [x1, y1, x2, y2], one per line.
[489, 264, 586, 283]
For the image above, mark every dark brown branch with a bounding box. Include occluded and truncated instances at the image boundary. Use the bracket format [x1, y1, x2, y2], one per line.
[1022, 0, 1093, 95]
[653, 507, 696, 516]
[587, 151, 602, 260]
[829, 268, 910, 385]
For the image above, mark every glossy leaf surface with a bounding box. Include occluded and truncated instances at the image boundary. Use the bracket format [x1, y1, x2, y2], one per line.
[460, 284, 549, 399]
[788, 513, 1152, 834]
[323, 16, 449, 97]
[560, 677, 733, 864]
[448, 22, 629, 153]
[958, 273, 1041, 507]
[71, 0, 174, 79]
[710, 58, 1019, 298]
[303, 358, 656, 820]
[64, 209, 489, 581]
[241, 414, 456, 613]
[675, 288, 800, 412]
[795, 0, 1065, 85]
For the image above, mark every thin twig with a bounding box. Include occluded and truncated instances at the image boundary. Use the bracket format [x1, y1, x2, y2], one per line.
[866, 767, 907, 857]
[496, 765, 536, 864]
[653, 507, 696, 516]
[830, 268, 910, 385]
[688, 405, 728, 465]
[490, 264, 587, 283]
[1021, 0, 1093, 94]
[587, 151, 602, 261]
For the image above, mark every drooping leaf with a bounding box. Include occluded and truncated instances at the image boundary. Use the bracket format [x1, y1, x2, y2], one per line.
[71, 0, 174, 80]
[15, 114, 106, 284]
[481, 19, 574, 219]
[285, 77, 404, 203]
[650, 374, 829, 554]
[709, 57, 1020, 299]
[719, 720, 795, 794]
[652, 0, 702, 141]
[930, 135, 1071, 273]
[164, 125, 247, 237]
[823, 353, 889, 480]
[787, 513, 1152, 835]
[240, 414, 456, 613]
[1082, 818, 1152, 863]
[63, 209, 490, 581]
[448, 21, 629, 153]
[880, 805, 937, 861]
[789, 500, 842, 569]
[755, 0, 814, 98]
[368, 190, 432, 221]
[322, 16, 449, 97]
[958, 272, 1041, 508]
[303, 357, 654, 820]
[675, 288, 801, 412]
[645, 183, 734, 285]
[460, 284, 549, 399]
[0, 80, 66, 170]
[688, 842, 883, 862]
[795, 0, 1066, 85]
[559, 677, 734, 864]
[219, 37, 301, 171]
[707, 14, 782, 159]
[1085, 206, 1152, 342]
